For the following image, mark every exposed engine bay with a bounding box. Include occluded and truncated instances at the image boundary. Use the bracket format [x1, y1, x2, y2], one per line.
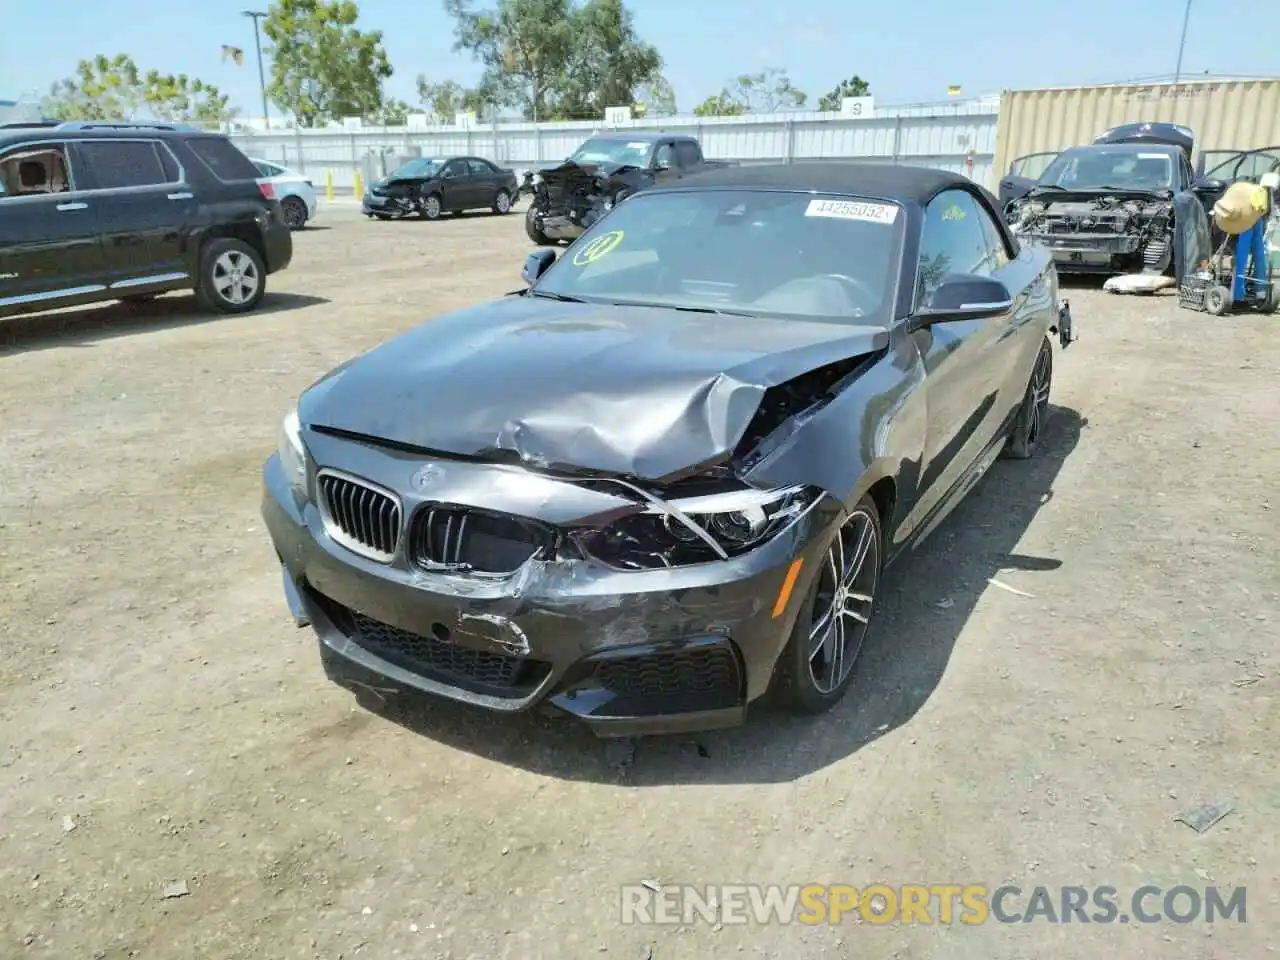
[1007, 193, 1175, 274]
[526, 161, 638, 243]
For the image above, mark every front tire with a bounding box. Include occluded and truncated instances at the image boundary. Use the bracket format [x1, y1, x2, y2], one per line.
[196, 238, 266, 314]
[281, 196, 307, 230]
[775, 497, 883, 714]
[1004, 337, 1053, 460]
[419, 192, 442, 220]
[525, 203, 554, 245]
[493, 189, 512, 214]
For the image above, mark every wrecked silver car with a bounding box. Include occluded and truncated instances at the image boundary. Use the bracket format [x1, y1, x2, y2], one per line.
[261, 163, 1074, 737]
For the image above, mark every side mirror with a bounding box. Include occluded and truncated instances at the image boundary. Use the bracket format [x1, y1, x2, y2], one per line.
[1193, 176, 1225, 194]
[522, 248, 556, 285]
[912, 273, 1014, 327]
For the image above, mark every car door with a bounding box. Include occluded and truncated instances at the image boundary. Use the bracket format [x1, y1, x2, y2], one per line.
[906, 188, 1017, 530]
[1200, 146, 1280, 184]
[435, 159, 470, 211]
[975, 192, 1046, 424]
[73, 138, 195, 290]
[466, 158, 498, 206]
[0, 138, 106, 316]
[651, 141, 681, 186]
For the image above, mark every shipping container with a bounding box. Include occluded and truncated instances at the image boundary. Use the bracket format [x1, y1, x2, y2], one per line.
[994, 79, 1280, 180]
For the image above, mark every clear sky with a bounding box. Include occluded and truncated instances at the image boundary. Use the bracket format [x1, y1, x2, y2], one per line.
[1, 0, 1275, 115]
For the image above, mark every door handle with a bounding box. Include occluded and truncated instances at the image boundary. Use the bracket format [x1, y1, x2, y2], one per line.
[167, 192, 194, 200]
[56, 201, 88, 211]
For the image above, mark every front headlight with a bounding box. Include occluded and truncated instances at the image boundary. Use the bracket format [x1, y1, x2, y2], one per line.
[278, 406, 307, 491]
[574, 484, 821, 571]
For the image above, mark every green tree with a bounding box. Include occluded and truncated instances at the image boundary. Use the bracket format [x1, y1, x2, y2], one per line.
[633, 76, 676, 118]
[444, 0, 575, 121]
[369, 97, 411, 125]
[43, 54, 233, 124]
[818, 75, 871, 112]
[692, 67, 806, 118]
[555, 0, 662, 119]
[415, 76, 489, 122]
[264, 0, 394, 127]
[692, 91, 744, 117]
[443, 0, 663, 121]
[45, 54, 142, 120]
[729, 67, 806, 112]
[143, 72, 235, 124]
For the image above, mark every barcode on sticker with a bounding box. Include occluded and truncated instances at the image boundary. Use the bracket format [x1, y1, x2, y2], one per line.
[805, 199, 898, 224]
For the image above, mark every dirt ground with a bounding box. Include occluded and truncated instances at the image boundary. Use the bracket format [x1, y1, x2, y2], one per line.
[1, 202, 1276, 960]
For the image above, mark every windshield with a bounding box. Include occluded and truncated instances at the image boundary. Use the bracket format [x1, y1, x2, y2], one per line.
[1037, 146, 1175, 191]
[567, 138, 652, 167]
[532, 189, 903, 326]
[389, 158, 442, 179]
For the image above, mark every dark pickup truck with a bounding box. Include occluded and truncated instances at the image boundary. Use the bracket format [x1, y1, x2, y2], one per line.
[525, 131, 731, 244]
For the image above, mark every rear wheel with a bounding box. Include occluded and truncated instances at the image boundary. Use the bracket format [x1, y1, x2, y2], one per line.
[281, 196, 307, 230]
[493, 189, 512, 214]
[196, 238, 266, 314]
[1004, 337, 1053, 460]
[774, 496, 882, 714]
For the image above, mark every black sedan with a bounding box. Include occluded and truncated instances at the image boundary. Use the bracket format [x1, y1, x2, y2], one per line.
[263, 163, 1076, 737]
[362, 155, 518, 221]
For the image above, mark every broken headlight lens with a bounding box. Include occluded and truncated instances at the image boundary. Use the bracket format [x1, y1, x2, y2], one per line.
[278, 406, 307, 492]
[575, 484, 821, 571]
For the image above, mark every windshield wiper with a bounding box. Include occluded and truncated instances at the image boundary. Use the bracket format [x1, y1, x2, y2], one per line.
[526, 290, 588, 303]
[1028, 184, 1066, 192]
[604, 298, 757, 317]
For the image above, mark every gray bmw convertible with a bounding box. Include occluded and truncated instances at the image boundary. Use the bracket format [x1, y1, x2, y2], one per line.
[261, 163, 1076, 737]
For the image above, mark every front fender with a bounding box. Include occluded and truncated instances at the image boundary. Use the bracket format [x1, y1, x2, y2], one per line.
[745, 336, 927, 544]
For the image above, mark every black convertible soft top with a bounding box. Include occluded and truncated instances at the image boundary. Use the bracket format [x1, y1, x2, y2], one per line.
[667, 162, 977, 206]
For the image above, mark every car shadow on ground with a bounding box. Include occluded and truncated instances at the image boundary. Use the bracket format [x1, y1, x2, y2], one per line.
[359, 405, 1085, 785]
[0, 291, 330, 355]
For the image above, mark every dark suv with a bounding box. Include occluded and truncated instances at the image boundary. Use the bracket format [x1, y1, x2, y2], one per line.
[0, 122, 293, 320]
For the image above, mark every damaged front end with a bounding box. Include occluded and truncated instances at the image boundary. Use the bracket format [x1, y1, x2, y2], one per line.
[1008, 191, 1176, 275]
[262, 339, 888, 736]
[528, 161, 639, 241]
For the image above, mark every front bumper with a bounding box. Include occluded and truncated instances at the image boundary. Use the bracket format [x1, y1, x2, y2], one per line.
[362, 193, 413, 217]
[262, 216, 293, 274]
[1022, 232, 1140, 272]
[261, 452, 836, 737]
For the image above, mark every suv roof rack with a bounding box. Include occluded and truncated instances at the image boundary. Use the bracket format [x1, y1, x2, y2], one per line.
[53, 121, 201, 132]
[0, 120, 61, 128]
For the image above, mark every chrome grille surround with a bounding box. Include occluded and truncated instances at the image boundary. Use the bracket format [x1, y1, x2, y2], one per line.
[316, 469, 403, 563]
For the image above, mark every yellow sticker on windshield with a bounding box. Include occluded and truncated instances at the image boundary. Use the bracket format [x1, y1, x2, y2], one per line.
[572, 230, 624, 265]
[942, 204, 966, 221]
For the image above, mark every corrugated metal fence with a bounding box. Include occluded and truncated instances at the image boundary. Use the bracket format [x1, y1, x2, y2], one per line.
[994, 79, 1280, 179]
[228, 98, 1000, 195]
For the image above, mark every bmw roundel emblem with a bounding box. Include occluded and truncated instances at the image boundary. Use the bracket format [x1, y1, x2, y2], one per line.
[412, 463, 444, 490]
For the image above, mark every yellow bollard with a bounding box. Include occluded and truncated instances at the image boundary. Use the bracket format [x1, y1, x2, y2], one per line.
[352, 171, 363, 200]
[325, 170, 334, 201]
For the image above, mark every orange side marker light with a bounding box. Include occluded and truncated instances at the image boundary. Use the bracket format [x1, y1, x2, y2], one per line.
[771, 557, 804, 619]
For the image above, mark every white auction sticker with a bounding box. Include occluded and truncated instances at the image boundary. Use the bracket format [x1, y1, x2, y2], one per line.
[1137, 152, 1169, 159]
[805, 198, 899, 224]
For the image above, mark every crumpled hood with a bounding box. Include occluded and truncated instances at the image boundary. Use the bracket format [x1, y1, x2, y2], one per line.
[299, 296, 887, 481]
[536, 160, 638, 198]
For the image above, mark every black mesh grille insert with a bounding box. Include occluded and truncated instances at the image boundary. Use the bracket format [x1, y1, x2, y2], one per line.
[311, 590, 550, 695]
[593, 644, 741, 700]
[410, 505, 551, 574]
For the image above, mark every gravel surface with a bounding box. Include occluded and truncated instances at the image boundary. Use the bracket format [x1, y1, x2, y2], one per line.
[1, 204, 1276, 959]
